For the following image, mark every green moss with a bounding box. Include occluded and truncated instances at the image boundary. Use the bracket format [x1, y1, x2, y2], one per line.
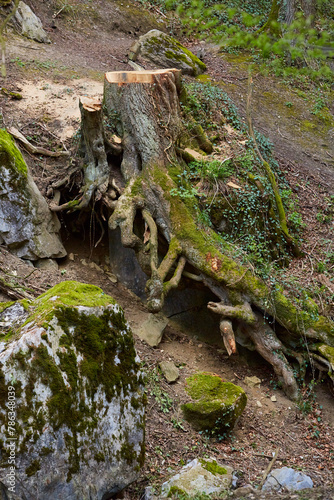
[301, 120, 317, 131]
[25, 459, 40, 477]
[150, 163, 269, 302]
[182, 372, 247, 434]
[168, 486, 187, 497]
[196, 74, 213, 83]
[94, 451, 105, 463]
[0, 129, 27, 177]
[39, 447, 53, 456]
[317, 344, 334, 367]
[119, 441, 137, 465]
[143, 33, 206, 75]
[199, 458, 227, 476]
[0, 301, 15, 314]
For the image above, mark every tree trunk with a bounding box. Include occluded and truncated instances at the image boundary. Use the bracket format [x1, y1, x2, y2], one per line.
[74, 69, 334, 400]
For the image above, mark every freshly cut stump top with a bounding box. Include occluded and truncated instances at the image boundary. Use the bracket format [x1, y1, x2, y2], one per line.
[105, 68, 180, 84]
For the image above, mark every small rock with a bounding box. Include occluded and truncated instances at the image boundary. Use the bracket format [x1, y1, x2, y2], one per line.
[159, 361, 179, 383]
[256, 400, 262, 408]
[134, 313, 168, 347]
[35, 258, 59, 270]
[68, 252, 75, 261]
[244, 376, 261, 388]
[22, 259, 34, 267]
[271, 395, 277, 402]
[88, 261, 103, 272]
[106, 271, 118, 283]
[262, 467, 313, 492]
[143, 486, 158, 500]
[160, 458, 233, 497]
[81, 258, 88, 266]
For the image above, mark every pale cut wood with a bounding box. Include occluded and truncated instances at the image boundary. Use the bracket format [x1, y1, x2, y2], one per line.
[105, 68, 179, 84]
[80, 96, 102, 112]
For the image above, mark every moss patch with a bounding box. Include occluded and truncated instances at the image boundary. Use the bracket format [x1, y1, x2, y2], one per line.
[0, 129, 28, 177]
[199, 458, 227, 476]
[142, 32, 206, 76]
[181, 372, 247, 435]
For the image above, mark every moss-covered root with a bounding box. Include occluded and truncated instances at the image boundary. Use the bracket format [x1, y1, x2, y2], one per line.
[108, 180, 144, 249]
[208, 300, 256, 324]
[238, 314, 299, 400]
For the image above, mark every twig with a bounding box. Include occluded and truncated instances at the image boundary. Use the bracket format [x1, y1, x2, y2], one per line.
[53, 5, 65, 19]
[8, 127, 69, 157]
[283, 430, 296, 442]
[259, 448, 280, 489]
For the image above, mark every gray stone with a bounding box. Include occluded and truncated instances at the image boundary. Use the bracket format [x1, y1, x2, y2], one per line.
[262, 467, 314, 492]
[143, 486, 158, 500]
[14, 1, 51, 43]
[35, 258, 59, 270]
[0, 131, 66, 261]
[135, 312, 168, 347]
[244, 376, 261, 388]
[130, 30, 206, 76]
[159, 360, 179, 383]
[0, 302, 28, 330]
[0, 281, 145, 500]
[160, 458, 233, 497]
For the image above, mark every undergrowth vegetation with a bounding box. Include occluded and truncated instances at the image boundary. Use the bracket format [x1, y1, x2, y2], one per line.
[180, 81, 304, 272]
[178, 79, 334, 323]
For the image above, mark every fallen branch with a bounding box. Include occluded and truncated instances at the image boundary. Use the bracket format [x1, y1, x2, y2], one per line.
[259, 448, 280, 489]
[8, 127, 69, 157]
[0, 277, 34, 301]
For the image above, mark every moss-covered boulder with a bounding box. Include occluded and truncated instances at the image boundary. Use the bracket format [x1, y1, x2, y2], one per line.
[181, 372, 247, 436]
[129, 30, 206, 76]
[0, 130, 66, 260]
[160, 458, 233, 498]
[0, 281, 146, 500]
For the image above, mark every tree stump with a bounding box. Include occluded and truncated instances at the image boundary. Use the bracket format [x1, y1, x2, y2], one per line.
[71, 69, 334, 399]
[103, 69, 183, 180]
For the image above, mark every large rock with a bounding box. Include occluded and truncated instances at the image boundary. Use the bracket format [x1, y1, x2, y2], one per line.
[0, 281, 146, 500]
[160, 458, 233, 497]
[181, 372, 247, 436]
[262, 467, 314, 492]
[129, 30, 206, 76]
[14, 1, 51, 44]
[0, 130, 66, 260]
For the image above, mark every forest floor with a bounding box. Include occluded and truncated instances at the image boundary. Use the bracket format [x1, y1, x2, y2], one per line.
[1, 0, 334, 498]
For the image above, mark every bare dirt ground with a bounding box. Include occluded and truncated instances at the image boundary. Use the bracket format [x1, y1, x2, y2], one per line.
[1, 0, 334, 498]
